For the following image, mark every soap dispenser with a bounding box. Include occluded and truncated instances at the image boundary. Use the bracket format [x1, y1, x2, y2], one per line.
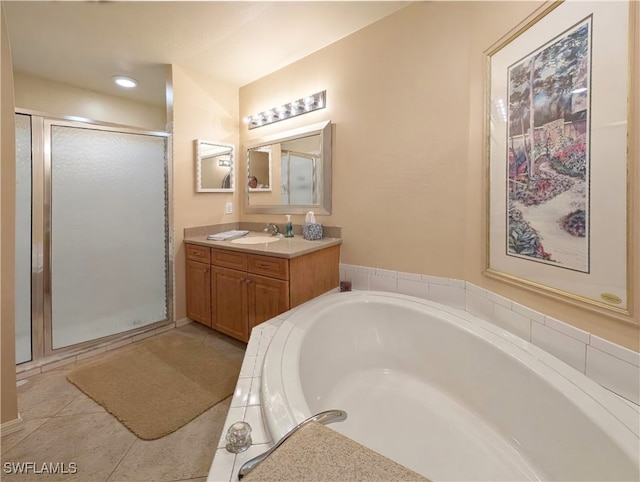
[285, 215, 294, 237]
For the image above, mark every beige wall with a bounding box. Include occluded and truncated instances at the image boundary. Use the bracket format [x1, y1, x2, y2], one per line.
[172, 65, 239, 321]
[14, 72, 165, 131]
[239, 1, 639, 350]
[1, 4, 19, 425]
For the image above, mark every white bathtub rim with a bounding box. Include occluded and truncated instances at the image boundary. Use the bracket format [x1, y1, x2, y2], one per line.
[260, 291, 640, 464]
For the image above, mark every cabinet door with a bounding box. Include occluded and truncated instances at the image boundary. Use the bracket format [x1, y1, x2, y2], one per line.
[186, 260, 211, 327]
[211, 266, 249, 342]
[247, 273, 289, 334]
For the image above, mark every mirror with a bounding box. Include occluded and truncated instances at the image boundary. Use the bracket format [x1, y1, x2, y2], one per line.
[195, 140, 235, 192]
[245, 120, 331, 214]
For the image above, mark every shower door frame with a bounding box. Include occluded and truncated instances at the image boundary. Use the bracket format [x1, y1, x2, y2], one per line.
[18, 109, 174, 361]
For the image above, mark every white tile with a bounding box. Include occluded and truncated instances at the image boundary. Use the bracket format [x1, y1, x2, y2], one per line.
[493, 304, 531, 341]
[369, 274, 398, 292]
[397, 271, 422, 281]
[487, 291, 512, 308]
[466, 291, 494, 321]
[544, 316, 590, 344]
[259, 324, 278, 339]
[397, 278, 428, 299]
[269, 316, 285, 326]
[208, 448, 236, 482]
[231, 378, 251, 408]
[374, 268, 397, 278]
[248, 377, 261, 406]
[587, 346, 640, 405]
[239, 356, 256, 379]
[254, 355, 265, 377]
[351, 269, 369, 290]
[531, 322, 586, 373]
[422, 274, 448, 285]
[426, 284, 465, 309]
[245, 336, 260, 356]
[355, 265, 375, 274]
[249, 325, 263, 338]
[244, 406, 272, 444]
[590, 335, 640, 367]
[447, 278, 465, 288]
[466, 282, 489, 298]
[511, 302, 545, 324]
[257, 337, 271, 356]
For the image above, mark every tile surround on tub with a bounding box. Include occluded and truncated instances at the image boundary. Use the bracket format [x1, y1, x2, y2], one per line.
[208, 266, 639, 481]
[339, 263, 639, 405]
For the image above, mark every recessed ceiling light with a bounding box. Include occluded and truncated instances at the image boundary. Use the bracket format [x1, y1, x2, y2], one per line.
[112, 75, 137, 88]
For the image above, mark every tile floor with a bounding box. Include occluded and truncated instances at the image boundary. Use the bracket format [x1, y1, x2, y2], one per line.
[1, 323, 245, 482]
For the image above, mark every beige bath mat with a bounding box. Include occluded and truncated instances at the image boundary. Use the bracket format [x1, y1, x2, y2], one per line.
[67, 330, 243, 440]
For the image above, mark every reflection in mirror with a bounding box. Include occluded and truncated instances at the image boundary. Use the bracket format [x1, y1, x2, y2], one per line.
[245, 120, 331, 214]
[248, 148, 272, 191]
[196, 140, 234, 192]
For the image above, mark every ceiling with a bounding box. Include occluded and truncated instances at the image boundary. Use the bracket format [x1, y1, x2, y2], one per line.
[3, 1, 409, 107]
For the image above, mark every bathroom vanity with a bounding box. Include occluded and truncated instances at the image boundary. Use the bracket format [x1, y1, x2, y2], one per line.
[184, 235, 341, 342]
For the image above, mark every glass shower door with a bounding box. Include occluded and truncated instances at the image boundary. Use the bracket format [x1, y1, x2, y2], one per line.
[15, 114, 32, 363]
[47, 122, 168, 349]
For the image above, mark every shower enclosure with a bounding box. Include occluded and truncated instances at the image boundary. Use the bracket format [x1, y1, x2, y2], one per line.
[280, 150, 317, 205]
[15, 112, 170, 364]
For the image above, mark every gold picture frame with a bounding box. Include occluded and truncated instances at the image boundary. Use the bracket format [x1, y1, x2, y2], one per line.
[483, 0, 636, 321]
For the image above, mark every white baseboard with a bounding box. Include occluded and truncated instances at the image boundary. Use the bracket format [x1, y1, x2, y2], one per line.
[0, 414, 23, 437]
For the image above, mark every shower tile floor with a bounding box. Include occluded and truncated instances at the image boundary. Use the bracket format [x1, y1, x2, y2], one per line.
[1, 323, 245, 482]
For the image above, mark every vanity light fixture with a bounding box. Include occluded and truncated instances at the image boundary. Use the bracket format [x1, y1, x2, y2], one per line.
[112, 75, 138, 88]
[243, 90, 326, 130]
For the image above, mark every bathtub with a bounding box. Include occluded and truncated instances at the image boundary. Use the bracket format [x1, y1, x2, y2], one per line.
[261, 291, 639, 481]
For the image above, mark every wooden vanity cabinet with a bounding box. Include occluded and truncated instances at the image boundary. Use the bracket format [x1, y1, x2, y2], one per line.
[185, 245, 212, 327]
[185, 242, 339, 342]
[210, 250, 290, 342]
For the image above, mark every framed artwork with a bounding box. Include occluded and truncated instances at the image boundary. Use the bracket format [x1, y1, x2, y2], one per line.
[485, 0, 634, 316]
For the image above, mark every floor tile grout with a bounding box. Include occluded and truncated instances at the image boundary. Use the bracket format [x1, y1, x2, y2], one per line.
[105, 435, 139, 482]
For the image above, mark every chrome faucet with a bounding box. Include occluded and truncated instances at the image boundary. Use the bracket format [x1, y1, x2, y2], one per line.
[238, 409, 347, 479]
[264, 223, 280, 236]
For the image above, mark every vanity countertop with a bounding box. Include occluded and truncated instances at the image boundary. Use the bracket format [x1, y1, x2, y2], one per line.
[184, 233, 342, 259]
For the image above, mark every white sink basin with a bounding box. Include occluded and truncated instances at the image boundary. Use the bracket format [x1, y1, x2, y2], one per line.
[231, 236, 281, 245]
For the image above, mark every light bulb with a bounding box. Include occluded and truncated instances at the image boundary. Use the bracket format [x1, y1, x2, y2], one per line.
[112, 76, 137, 88]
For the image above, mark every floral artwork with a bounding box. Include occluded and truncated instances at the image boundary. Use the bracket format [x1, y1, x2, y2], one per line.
[506, 18, 591, 272]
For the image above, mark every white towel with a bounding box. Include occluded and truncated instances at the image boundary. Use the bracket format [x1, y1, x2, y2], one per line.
[207, 230, 249, 241]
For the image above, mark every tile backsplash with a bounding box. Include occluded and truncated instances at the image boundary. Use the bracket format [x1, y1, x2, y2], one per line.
[340, 263, 640, 405]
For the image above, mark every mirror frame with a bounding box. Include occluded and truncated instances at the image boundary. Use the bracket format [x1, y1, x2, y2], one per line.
[244, 120, 332, 214]
[195, 140, 235, 193]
